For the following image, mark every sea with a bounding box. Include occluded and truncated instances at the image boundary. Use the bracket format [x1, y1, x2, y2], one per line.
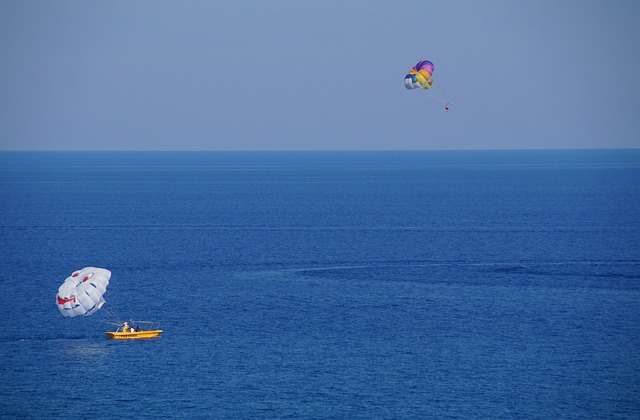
[0, 150, 639, 419]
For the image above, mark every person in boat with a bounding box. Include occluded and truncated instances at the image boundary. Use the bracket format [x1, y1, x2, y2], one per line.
[135, 325, 140, 332]
[123, 321, 130, 332]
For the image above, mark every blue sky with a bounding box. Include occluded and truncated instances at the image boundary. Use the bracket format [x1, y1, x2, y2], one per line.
[1, 0, 639, 151]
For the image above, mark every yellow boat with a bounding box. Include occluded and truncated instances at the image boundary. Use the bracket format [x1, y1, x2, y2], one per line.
[105, 321, 163, 340]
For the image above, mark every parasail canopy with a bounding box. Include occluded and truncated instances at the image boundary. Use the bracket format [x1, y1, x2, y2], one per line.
[56, 267, 111, 317]
[404, 60, 434, 90]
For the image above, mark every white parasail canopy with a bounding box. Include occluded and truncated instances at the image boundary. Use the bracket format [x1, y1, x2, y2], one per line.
[56, 267, 111, 317]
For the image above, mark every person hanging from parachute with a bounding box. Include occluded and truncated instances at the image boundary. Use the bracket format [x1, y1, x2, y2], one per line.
[404, 59, 451, 112]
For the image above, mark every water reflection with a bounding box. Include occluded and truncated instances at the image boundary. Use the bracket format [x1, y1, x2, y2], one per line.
[57, 339, 111, 359]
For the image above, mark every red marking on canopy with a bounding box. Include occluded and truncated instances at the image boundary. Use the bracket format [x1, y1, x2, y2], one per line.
[57, 295, 77, 305]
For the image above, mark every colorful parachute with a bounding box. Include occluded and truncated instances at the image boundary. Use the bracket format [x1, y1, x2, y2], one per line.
[56, 267, 111, 317]
[404, 60, 434, 90]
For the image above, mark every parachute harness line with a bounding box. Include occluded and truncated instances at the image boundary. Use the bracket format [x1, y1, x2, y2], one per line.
[433, 76, 451, 110]
[99, 303, 123, 326]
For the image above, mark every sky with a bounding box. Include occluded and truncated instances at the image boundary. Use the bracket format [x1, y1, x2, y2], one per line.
[1, 0, 639, 151]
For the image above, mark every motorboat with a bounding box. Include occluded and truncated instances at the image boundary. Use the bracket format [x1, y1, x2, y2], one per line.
[105, 321, 163, 340]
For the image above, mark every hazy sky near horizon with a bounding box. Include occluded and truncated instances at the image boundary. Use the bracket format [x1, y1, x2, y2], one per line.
[1, 1, 639, 151]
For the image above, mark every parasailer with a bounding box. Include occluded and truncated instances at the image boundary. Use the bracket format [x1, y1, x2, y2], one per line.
[405, 59, 451, 111]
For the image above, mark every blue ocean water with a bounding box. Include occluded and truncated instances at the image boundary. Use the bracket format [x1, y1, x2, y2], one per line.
[0, 150, 639, 418]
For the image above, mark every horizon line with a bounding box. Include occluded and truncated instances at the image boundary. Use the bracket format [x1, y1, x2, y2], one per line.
[1, 147, 639, 153]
